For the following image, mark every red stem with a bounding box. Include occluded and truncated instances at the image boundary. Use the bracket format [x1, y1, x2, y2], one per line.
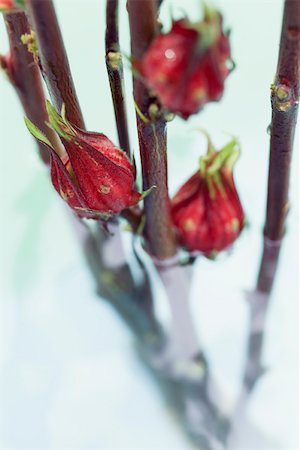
[26, 0, 85, 128]
[244, 0, 300, 391]
[264, 0, 300, 243]
[127, 0, 176, 259]
[257, 0, 300, 293]
[1, 12, 60, 163]
[105, 0, 131, 157]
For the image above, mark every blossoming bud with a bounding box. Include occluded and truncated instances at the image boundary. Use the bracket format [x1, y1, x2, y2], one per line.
[25, 102, 141, 220]
[171, 136, 244, 255]
[140, 6, 231, 119]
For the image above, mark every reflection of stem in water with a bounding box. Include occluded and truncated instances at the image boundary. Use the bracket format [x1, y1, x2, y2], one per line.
[131, 241, 230, 449]
[158, 263, 199, 362]
[243, 240, 281, 390]
[72, 219, 164, 345]
[78, 221, 228, 449]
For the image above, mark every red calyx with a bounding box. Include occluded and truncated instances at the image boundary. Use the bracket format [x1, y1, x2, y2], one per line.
[25, 102, 141, 221]
[0, 0, 13, 10]
[140, 9, 231, 119]
[171, 136, 244, 255]
[0, 0, 22, 12]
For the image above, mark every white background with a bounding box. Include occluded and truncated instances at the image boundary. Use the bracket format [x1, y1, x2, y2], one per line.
[0, 0, 299, 448]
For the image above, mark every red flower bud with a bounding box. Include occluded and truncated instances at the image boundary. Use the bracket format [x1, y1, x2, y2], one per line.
[171, 136, 244, 255]
[0, 0, 23, 12]
[140, 7, 231, 119]
[25, 102, 141, 220]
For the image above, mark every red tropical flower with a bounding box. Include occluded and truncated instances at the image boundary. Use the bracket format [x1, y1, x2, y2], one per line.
[25, 102, 141, 220]
[140, 6, 231, 119]
[171, 136, 244, 255]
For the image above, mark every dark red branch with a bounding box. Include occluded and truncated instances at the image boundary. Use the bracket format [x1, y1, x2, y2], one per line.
[244, 0, 300, 392]
[2, 12, 60, 163]
[105, 0, 131, 157]
[264, 0, 300, 242]
[26, 0, 85, 128]
[127, 0, 176, 259]
[257, 0, 300, 292]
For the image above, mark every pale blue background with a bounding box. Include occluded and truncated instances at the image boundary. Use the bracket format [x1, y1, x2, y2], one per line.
[0, 0, 298, 448]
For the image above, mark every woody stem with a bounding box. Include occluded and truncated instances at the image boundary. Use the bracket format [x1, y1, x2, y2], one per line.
[26, 0, 85, 128]
[105, 0, 131, 157]
[261, 0, 300, 244]
[127, 0, 177, 259]
[1, 11, 59, 163]
[244, 0, 300, 390]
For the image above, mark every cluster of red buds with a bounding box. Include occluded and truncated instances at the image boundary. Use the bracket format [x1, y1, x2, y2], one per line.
[171, 136, 244, 255]
[139, 5, 232, 119]
[22, 2, 244, 256]
[25, 102, 142, 220]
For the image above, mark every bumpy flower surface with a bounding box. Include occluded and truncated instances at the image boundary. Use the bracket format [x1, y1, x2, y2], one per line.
[140, 10, 231, 119]
[171, 138, 244, 255]
[25, 102, 141, 220]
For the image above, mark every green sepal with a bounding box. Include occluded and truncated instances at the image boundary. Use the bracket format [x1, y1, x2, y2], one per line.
[193, 1, 221, 52]
[195, 128, 216, 155]
[198, 133, 241, 199]
[206, 175, 215, 199]
[140, 185, 157, 201]
[198, 131, 216, 177]
[134, 100, 150, 124]
[60, 103, 68, 124]
[207, 138, 240, 176]
[24, 117, 53, 149]
[46, 100, 75, 140]
[199, 156, 207, 178]
[204, 170, 226, 199]
[212, 170, 225, 197]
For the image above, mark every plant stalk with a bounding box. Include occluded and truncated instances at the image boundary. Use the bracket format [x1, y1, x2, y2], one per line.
[1, 11, 60, 163]
[127, 0, 177, 260]
[105, 0, 131, 157]
[26, 0, 85, 128]
[244, 0, 300, 390]
[264, 2, 300, 243]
